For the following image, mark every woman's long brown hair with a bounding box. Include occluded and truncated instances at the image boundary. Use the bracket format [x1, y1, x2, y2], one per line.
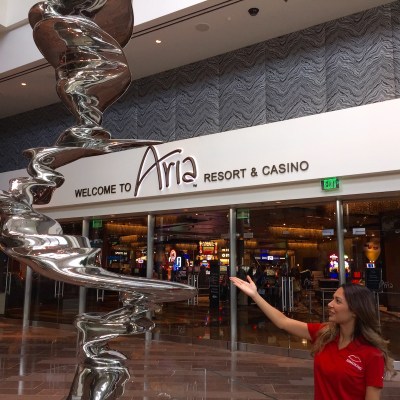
[311, 283, 394, 376]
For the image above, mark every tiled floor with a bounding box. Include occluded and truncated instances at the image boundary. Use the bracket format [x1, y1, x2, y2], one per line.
[0, 320, 398, 399]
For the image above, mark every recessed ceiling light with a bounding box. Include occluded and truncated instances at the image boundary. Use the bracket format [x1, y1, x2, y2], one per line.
[195, 23, 210, 32]
[21, 82, 27, 86]
[155, 39, 162, 44]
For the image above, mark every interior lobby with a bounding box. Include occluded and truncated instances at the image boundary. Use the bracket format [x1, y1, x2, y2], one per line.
[1, 0, 400, 399]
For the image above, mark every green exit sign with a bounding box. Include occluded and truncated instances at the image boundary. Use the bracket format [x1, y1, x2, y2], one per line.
[237, 209, 250, 220]
[321, 177, 340, 191]
[92, 219, 103, 229]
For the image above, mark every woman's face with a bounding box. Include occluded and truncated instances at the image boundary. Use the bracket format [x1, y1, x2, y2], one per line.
[327, 287, 355, 325]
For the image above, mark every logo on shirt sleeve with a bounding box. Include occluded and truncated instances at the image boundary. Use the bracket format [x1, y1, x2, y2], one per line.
[346, 355, 363, 371]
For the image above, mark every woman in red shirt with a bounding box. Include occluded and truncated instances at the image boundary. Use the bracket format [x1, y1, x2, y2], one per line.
[230, 277, 394, 400]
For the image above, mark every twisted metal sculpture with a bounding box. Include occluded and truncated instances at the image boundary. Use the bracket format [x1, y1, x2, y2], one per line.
[0, 1, 197, 398]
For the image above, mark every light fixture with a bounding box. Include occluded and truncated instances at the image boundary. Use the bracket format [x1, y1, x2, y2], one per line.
[21, 82, 27, 86]
[155, 39, 162, 44]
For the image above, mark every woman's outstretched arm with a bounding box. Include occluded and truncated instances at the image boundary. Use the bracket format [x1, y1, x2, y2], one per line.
[230, 276, 311, 340]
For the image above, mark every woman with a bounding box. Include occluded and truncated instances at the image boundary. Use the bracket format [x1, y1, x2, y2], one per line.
[230, 276, 394, 400]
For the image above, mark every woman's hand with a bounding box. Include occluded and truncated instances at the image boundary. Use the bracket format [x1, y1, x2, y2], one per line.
[230, 275, 258, 299]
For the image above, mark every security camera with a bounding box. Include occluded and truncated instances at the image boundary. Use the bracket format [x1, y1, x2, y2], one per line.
[248, 7, 259, 16]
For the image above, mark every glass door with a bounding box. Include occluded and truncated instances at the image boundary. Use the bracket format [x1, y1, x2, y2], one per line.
[4, 258, 26, 319]
[343, 198, 400, 360]
[30, 275, 80, 324]
[0, 252, 9, 315]
[29, 221, 83, 324]
[237, 203, 338, 351]
[151, 211, 230, 343]
[85, 217, 148, 315]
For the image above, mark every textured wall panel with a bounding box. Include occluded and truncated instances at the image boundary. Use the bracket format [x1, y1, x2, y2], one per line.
[325, 4, 395, 112]
[219, 42, 266, 132]
[391, 1, 400, 96]
[136, 70, 176, 142]
[104, 84, 138, 139]
[0, 103, 72, 172]
[176, 58, 220, 140]
[265, 24, 326, 123]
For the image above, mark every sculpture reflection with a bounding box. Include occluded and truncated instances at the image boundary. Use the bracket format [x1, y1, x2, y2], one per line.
[0, 1, 196, 399]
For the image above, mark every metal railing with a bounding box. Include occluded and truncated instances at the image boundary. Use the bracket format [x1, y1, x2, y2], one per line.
[281, 277, 294, 313]
[188, 274, 199, 305]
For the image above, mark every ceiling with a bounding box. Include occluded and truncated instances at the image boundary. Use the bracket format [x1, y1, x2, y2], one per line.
[0, 0, 393, 120]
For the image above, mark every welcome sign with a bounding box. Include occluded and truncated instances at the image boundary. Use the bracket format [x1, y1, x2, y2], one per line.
[55, 130, 312, 207]
[3, 97, 400, 209]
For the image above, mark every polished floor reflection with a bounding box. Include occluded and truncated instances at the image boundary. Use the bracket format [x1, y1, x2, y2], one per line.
[0, 319, 398, 399]
[150, 293, 400, 360]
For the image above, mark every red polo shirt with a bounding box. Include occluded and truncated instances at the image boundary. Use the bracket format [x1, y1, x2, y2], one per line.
[308, 323, 384, 400]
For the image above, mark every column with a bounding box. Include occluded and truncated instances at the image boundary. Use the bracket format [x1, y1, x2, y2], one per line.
[229, 208, 237, 351]
[336, 200, 346, 285]
[79, 218, 89, 314]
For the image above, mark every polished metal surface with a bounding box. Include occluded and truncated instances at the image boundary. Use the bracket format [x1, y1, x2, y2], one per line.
[22, 0, 147, 205]
[0, 1, 196, 398]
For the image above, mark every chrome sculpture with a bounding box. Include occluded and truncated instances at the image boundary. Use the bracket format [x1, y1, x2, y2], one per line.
[0, 1, 196, 398]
